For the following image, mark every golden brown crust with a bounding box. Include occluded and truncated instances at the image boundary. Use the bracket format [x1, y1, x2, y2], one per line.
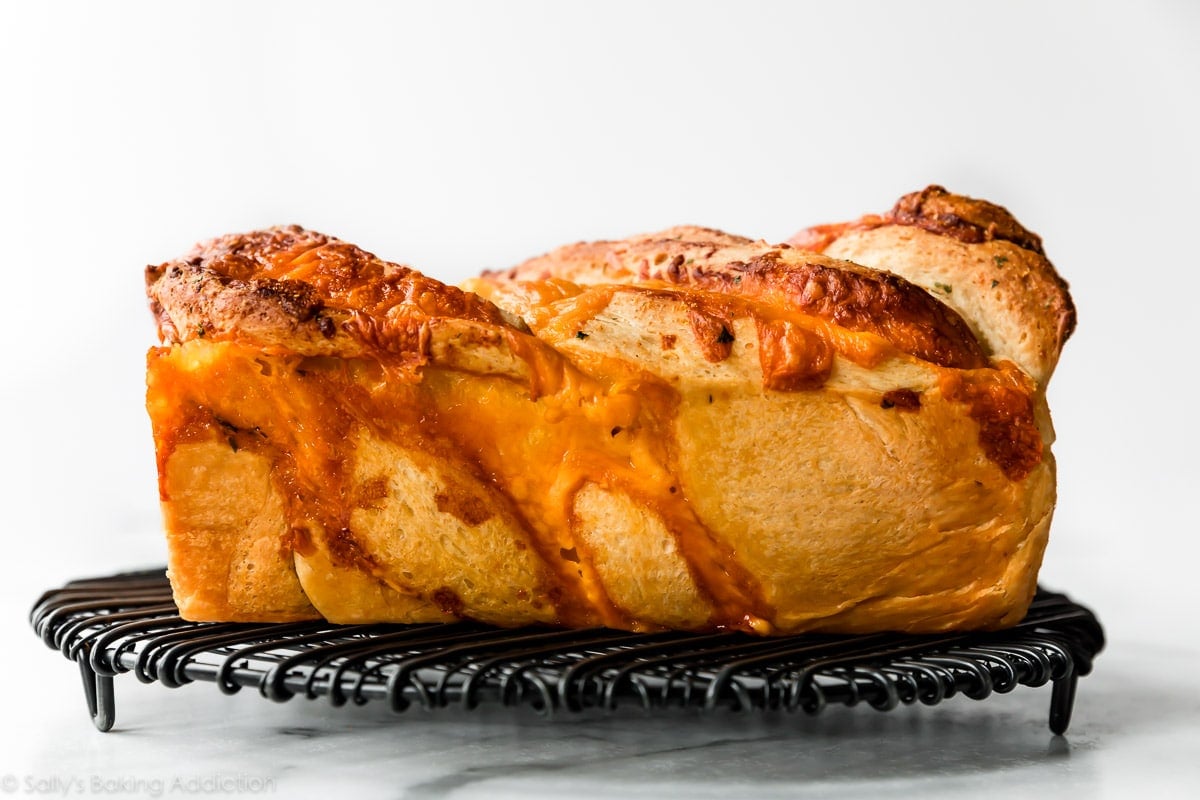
[789, 186, 1047, 255]
[487, 228, 989, 370]
[146, 225, 521, 359]
[889, 185, 1047, 255]
[788, 186, 1076, 386]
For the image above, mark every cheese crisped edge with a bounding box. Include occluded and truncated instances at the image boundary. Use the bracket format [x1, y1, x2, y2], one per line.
[789, 185, 1075, 386]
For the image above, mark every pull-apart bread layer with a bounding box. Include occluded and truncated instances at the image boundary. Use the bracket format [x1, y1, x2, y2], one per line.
[146, 187, 1073, 634]
[787, 185, 1076, 387]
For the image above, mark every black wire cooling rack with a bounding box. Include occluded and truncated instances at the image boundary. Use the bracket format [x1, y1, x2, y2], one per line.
[31, 569, 1104, 734]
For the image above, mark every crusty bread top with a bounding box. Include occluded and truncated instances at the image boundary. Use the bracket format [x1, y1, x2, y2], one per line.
[789, 186, 1075, 386]
[790, 185, 1049, 255]
[146, 226, 526, 359]
[483, 225, 989, 371]
[149, 187, 1070, 388]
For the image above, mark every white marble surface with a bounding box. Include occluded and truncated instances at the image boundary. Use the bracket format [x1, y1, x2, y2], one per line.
[4, 1, 1200, 797]
[5, 570, 1200, 800]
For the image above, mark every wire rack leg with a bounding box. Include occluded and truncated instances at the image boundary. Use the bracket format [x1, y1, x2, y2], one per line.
[78, 659, 116, 732]
[1048, 672, 1077, 735]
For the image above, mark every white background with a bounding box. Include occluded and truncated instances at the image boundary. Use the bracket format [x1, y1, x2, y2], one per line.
[1, 2, 1198, 798]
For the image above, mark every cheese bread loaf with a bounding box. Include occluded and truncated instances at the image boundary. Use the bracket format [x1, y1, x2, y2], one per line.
[145, 186, 1073, 634]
